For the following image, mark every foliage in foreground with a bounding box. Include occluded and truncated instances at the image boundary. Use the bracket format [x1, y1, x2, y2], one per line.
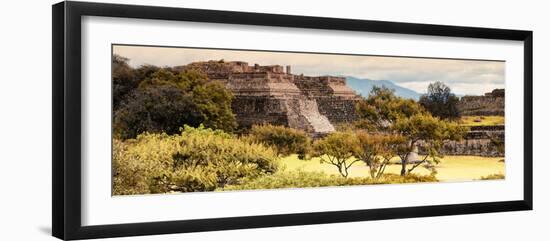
[222, 171, 438, 191]
[480, 173, 505, 180]
[113, 126, 278, 195]
[247, 124, 311, 158]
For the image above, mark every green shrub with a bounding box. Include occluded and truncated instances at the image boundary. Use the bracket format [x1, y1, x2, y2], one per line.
[480, 173, 505, 180]
[222, 171, 437, 191]
[373, 173, 438, 184]
[248, 124, 311, 158]
[222, 171, 362, 190]
[112, 126, 278, 195]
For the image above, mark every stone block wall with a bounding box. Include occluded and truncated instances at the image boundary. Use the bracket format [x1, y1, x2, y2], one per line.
[294, 75, 360, 124]
[418, 125, 505, 157]
[178, 60, 360, 135]
[316, 97, 359, 123]
[231, 96, 291, 129]
[457, 89, 505, 116]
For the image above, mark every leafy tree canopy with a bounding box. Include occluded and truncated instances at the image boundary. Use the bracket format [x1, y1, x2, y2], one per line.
[112, 55, 137, 109]
[247, 124, 311, 158]
[312, 131, 361, 178]
[355, 86, 426, 130]
[353, 131, 407, 179]
[392, 113, 469, 175]
[113, 61, 237, 139]
[419, 81, 461, 120]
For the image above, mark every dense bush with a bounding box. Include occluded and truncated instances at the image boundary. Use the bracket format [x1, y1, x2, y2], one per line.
[247, 124, 311, 158]
[223, 171, 363, 190]
[113, 85, 204, 139]
[113, 68, 237, 139]
[222, 171, 438, 191]
[375, 173, 438, 184]
[112, 55, 137, 110]
[112, 56, 162, 111]
[112, 126, 279, 195]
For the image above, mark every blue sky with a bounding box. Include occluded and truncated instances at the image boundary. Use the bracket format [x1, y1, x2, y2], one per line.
[114, 45, 505, 96]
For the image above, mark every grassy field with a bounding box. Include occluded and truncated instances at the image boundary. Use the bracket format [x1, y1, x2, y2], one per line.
[460, 115, 504, 126]
[280, 155, 505, 182]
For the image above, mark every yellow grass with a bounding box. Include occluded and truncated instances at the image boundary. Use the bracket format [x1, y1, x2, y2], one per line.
[280, 155, 505, 182]
[460, 115, 504, 126]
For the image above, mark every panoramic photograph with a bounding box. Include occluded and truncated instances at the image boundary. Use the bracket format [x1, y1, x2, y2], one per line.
[111, 44, 505, 196]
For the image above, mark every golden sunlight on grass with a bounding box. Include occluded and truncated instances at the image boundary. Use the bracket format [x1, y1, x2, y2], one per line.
[280, 154, 505, 181]
[460, 115, 504, 126]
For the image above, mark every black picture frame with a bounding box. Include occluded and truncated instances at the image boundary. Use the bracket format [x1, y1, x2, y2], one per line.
[52, 1, 533, 240]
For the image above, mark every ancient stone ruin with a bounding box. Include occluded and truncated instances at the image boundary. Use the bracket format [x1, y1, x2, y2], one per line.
[176, 60, 360, 136]
[451, 89, 505, 157]
[175, 60, 505, 157]
[418, 125, 505, 157]
[457, 89, 505, 116]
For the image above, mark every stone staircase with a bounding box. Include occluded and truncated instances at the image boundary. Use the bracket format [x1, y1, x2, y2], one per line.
[297, 99, 335, 135]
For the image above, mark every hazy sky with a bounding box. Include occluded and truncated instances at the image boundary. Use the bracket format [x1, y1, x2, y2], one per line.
[113, 45, 505, 95]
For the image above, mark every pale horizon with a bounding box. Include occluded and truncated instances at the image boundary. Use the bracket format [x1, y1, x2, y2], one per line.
[113, 45, 505, 96]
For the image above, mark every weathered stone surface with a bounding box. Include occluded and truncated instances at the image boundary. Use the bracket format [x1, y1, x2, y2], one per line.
[457, 89, 505, 116]
[417, 125, 505, 157]
[293, 75, 359, 123]
[452, 89, 506, 156]
[175, 61, 359, 135]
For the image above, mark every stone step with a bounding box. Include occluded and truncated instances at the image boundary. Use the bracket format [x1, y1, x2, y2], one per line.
[298, 99, 335, 134]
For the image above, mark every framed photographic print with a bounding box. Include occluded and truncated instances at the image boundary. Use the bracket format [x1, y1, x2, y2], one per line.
[52, 1, 533, 240]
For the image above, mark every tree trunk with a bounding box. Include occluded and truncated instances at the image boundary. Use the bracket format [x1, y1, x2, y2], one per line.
[400, 159, 407, 176]
[401, 141, 415, 176]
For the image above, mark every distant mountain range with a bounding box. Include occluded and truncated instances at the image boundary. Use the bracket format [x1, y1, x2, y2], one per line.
[345, 76, 422, 100]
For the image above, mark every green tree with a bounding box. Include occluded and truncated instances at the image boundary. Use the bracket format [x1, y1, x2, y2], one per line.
[112, 56, 163, 112]
[134, 64, 161, 84]
[312, 131, 361, 178]
[355, 86, 425, 130]
[113, 68, 237, 139]
[393, 113, 468, 176]
[419, 81, 461, 120]
[113, 85, 204, 139]
[248, 124, 311, 158]
[354, 131, 406, 179]
[112, 54, 137, 110]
